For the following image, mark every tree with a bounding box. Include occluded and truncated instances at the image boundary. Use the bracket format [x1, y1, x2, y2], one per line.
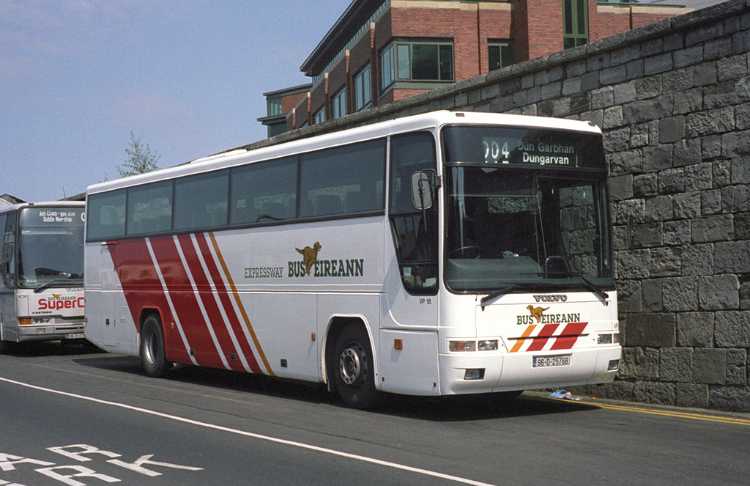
[119, 131, 160, 177]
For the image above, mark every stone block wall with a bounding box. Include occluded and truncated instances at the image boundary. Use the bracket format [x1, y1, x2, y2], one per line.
[248, 0, 750, 411]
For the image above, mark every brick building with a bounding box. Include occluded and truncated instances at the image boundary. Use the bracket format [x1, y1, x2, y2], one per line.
[257, 84, 311, 138]
[260, 0, 687, 134]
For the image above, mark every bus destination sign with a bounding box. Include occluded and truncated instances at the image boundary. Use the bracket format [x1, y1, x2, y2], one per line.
[481, 137, 577, 168]
[21, 208, 86, 226]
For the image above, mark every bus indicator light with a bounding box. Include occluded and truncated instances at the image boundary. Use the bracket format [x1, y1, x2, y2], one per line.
[449, 340, 476, 352]
[393, 339, 403, 350]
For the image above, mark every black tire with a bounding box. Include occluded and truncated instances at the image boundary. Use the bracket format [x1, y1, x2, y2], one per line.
[332, 325, 380, 409]
[140, 315, 170, 377]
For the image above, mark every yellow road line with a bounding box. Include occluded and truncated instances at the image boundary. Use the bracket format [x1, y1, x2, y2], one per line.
[558, 398, 750, 427]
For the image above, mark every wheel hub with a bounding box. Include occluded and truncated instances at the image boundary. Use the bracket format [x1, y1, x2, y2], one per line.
[339, 347, 362, 385]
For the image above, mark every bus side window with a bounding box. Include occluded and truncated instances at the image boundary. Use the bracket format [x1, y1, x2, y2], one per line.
[389, 132, 438, 295]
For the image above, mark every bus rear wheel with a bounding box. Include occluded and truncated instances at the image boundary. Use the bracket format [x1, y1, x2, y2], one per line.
[140, 315, 170, 378]
[333, 325, 380, 409]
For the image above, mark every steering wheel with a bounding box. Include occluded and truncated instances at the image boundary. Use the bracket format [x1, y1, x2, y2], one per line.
[449, 245, 481, 258]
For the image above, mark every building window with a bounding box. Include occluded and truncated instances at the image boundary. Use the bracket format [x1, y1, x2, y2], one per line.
[332, 87, 348, 119]
[488, 41, 513, 71]
[314, 108, 326, 124]
[267, 96, 282, 116]
[381, 40, 453, 92]
[563, 0, 588, 49]
[354, 64, 372, 111]
[381, 44, 394, 91]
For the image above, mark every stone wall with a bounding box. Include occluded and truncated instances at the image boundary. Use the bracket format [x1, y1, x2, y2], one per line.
[246, 0, 750, 411]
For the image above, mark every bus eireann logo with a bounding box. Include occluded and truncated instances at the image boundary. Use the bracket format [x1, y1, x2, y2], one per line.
[296, 241, 322, 276]
[527, 305, 548, 323]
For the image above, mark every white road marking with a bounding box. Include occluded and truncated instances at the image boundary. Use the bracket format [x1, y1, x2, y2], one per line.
[0, 376, 493, 486]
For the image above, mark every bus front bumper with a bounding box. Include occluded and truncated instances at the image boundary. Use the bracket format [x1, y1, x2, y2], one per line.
[438, 345, 621, 395]
[14, 320, 86, 342]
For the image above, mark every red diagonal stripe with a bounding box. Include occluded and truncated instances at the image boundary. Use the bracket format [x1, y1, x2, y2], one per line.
[550, 322, 588, 350]
[175, 234, 241, 371]
[108, 238, 192, 364]
[158, 234, 226, 369]
[195, 233, 262, 374]
[526, 324, 559, 351]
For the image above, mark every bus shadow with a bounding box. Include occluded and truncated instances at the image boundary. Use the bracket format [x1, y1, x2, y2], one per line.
[72, 354, 597, 421]
[3, 340, 101, 358]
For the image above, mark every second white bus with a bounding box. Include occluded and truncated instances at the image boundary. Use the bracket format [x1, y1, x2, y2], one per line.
[84, 111, 621, 408]
[0, 201, 86, 351]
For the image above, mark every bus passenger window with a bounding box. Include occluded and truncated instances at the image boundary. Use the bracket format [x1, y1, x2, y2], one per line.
[299, 139, 385, 218]
[230, 158, 297, 225]
[86, 190, 126, 241]
[126, 182, 173, 236]
[174, 171, 229, 231]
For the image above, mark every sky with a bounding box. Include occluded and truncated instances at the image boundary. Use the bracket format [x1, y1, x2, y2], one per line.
[0, 0, 350, 201]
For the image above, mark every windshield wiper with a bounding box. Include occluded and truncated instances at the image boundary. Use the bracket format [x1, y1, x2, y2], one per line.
[34, 278, 83, 293]
[480, 285, 523, 310]
[571, 273, 610, 305]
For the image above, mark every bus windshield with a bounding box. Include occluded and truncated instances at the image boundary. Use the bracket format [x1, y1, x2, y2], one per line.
[442, 126, 612, 293]
[18, 207, 85, 289]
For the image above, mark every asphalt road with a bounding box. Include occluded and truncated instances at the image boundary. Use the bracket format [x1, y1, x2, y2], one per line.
[0, 343, 748, 486]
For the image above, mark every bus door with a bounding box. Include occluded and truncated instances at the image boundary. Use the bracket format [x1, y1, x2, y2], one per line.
[0, 212, 17, 341]
[380, 132, 440, 394]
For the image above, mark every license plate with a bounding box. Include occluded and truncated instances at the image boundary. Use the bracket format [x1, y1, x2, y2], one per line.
[65, 333, 85, 340]
[533, 354, 571, 368]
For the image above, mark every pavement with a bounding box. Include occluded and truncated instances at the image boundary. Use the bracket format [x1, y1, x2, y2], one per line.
[0, 342, 748, 486]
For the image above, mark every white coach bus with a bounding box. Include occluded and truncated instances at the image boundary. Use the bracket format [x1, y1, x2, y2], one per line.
[0, 201, 86, 351]
[84, 111, 620, 408]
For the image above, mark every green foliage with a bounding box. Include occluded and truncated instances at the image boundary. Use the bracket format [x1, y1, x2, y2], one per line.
[119, 131, 160, 177]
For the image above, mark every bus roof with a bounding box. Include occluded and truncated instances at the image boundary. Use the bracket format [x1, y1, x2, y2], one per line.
[0, 201, 85, 214]
[86, 110, 602, 196]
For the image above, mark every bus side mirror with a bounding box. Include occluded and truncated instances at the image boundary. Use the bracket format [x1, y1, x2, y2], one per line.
[411, 171, 434, 211]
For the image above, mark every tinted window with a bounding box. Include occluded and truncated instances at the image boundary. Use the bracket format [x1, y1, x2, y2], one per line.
[231, 158, 297, 225]
[300, 140, 385, 218]
[127, 182, 172, 235]
[174, 171, 228, 231]
[87, 191, 126, 241]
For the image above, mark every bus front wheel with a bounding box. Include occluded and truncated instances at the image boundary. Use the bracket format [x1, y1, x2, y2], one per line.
[333, 325, 380, 409]
[140, 315, 170, 378]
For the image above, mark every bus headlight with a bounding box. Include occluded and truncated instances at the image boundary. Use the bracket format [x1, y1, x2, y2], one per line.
[597, 333, 613, 344]
[449, 340, 476, 352]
